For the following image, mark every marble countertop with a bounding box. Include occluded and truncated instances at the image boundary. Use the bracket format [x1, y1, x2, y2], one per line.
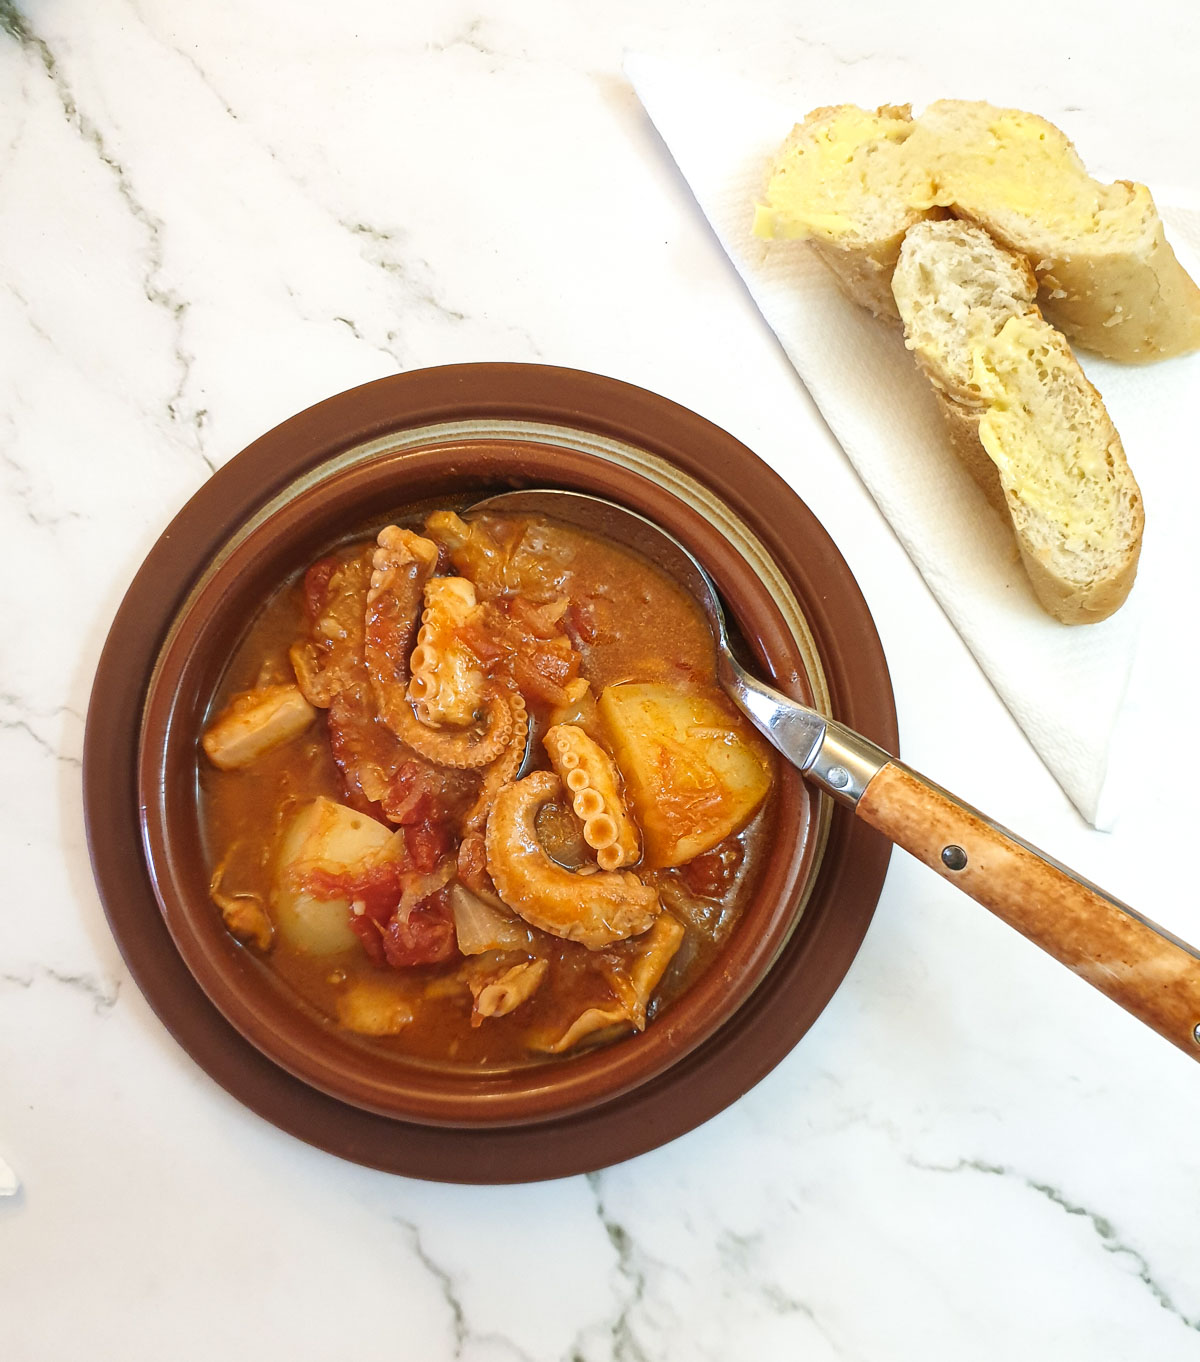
[4, 1, 1199, 1357]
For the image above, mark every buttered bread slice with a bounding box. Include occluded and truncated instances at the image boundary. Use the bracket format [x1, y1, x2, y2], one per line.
[892, 220, 1143, 624]
[755, 100, 1200, 362]
[752, 104, 924, 318]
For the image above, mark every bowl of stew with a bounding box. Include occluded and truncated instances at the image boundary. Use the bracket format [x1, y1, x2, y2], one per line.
[89, 363, 895, 1151]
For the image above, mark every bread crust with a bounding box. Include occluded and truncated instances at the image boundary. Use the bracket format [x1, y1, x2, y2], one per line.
[1016, 517, 1142, 625]
[808, 237, 906, 318]
[928, 395, 1008, 514]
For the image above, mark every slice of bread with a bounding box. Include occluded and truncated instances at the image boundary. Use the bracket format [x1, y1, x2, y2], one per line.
[892, 220, 1144, 623]
[752, 104, 926, 318]
[755, 101, 1200, 362]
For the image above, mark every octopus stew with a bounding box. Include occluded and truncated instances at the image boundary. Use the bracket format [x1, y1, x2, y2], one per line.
[200, 509, 777, 1064]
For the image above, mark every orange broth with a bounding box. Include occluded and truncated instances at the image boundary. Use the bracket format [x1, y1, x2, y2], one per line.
[199, 511, 778, 1067]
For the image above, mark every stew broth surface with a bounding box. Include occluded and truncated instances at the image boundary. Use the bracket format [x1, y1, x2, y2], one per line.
[200, 509, 778, 1068]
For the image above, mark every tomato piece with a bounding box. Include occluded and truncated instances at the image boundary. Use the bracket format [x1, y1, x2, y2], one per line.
[381, 757, 478, 828]
[381, 760, 433, 825]
[509, 594, 568, 639]
[348, 914, 388, 966]
[511, 649, 575, 706]
[460, 598, 583, 705]
[303, 861, 403, 964]
[381, 892, 458, 967]
[456, 619, 508, 664]
[406, 817, 452, 874]
[301, 861, 406, 923]
[302, 862, 457, 968]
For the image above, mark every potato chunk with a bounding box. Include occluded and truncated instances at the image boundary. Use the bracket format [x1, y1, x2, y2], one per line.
[272, 797, 396, 954]
[202, 684, 316, 770]
[599, 684, 772, 868]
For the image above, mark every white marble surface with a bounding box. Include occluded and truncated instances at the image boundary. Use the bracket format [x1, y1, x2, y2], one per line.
[3, 1, 1199, 1357]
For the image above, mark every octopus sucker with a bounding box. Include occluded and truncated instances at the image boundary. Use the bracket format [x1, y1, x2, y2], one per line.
[543, 723, 640, 870]
[462, 693, 529, 834]
[385, 686, 514, 770]
[485, 771, 659, 949]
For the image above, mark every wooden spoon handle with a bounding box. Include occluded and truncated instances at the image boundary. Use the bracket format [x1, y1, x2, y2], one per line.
[856, 761, 1200, 1059]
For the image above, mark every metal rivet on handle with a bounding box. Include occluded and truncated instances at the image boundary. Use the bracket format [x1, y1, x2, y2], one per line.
[827, 766, 850, 790]
[1193, 1022, 1200, 1047]
[941, 845, 968, 872]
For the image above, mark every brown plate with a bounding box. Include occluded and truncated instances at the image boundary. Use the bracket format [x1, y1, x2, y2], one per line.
[83, 363, 896, 1182]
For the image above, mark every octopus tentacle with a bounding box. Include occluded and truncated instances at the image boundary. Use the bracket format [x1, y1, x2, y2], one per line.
[462, 693, 529, 834]
[364, 527, 439, 704]
[408, 576, 486, 726]
[386, 687, 513, 770]
[423, 510, 502, 593]
[366, 526, 511, 770]
[543, 724, 640, 870]
[424, 508, 576, 601]
[485, 772, 659, 949]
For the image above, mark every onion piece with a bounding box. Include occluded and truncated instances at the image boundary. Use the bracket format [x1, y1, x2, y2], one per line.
[450, 883, 535, 955]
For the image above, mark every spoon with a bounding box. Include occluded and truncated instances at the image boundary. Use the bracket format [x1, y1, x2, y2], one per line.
[468, 488, 1200, 1062]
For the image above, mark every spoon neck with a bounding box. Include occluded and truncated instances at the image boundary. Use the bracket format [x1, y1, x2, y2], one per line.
[720, 654, 890, 805]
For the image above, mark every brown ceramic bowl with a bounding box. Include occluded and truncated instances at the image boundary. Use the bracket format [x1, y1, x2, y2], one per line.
[86, 364, 896, 1176]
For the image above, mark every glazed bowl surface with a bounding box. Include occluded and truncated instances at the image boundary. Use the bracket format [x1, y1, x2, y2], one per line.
[85, 364, 896, 1173]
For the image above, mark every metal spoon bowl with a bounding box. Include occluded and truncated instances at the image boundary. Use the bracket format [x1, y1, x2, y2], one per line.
[468, 488, 1200, 1063]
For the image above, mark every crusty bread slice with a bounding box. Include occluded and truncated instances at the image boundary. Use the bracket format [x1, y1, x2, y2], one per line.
[753, 103, 925, 318]
[755, 100, 1200, 362]
[751, 102, 920, 317]
[892, 220, 1144, 624]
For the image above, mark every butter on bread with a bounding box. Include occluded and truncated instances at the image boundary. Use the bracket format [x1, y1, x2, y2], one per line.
[892, 220, 1144, 623]
[754, 100, 1200, 362]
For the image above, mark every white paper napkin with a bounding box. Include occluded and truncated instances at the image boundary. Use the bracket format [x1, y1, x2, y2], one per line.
[626, 54, 1200, 829]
